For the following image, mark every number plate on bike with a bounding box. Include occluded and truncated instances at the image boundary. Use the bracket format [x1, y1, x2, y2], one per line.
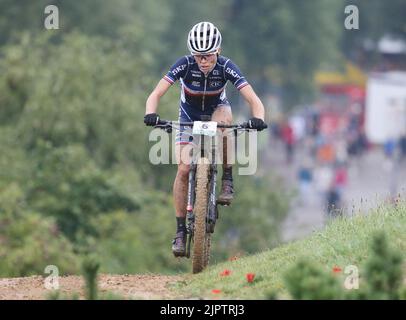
[192, 121, 218, 136]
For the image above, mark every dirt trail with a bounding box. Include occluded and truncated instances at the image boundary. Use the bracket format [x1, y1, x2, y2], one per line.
[0, 274, 184, 300]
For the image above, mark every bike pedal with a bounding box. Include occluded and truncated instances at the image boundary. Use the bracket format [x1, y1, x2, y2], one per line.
[173, 251, 186, 258]
[217, 200, 231, 206]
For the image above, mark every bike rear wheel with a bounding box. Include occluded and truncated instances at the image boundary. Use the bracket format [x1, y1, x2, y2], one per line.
[192, 157, 211, 274]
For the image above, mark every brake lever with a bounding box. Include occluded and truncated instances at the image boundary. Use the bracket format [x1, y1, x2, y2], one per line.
[154, 124, 172, 133]
[239, 122, 250, 130]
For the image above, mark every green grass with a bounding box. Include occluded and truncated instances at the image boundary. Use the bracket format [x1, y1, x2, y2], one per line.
[172, 201, 406, 299]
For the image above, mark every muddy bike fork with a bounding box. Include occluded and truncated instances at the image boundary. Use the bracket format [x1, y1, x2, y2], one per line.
[185, 161, 196, 259]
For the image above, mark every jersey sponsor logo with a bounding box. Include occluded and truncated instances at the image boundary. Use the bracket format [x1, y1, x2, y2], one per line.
[172, 64, 187, 76]
[226, 67, 241, 80]
[212, 69, 220, 75]
[192, 81, 200, 87]
[209, 81, 222, 87]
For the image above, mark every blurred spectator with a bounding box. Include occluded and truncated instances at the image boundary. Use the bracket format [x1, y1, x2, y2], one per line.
[334, 162, 348, 198]
[268, 121, 280, 149]
[317, 141, 335, 164]
[383, 138, 396, 158]
[347, 130, 360, 157]
[297, 159, 313, 204]
[281, 120, 295, 164]
[400, 135, 406, 159]
[359, 129, 369, 152]
[383, 138, 397, 172]
[335, 139, 349, 163]
[290, 114, 306, 143]
[309, 111, 320, 137]
[326, 184, 341, 218]
[303, 136, 317, 160]
[270, 121, 280, 139]
[314, 165, 334, 200]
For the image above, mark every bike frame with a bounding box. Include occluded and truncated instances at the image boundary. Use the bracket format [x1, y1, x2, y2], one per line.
[155, 119, 249, 259]
[185, 133, 219, 257]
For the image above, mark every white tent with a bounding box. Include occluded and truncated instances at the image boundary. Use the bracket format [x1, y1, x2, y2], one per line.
[365, 71, 406, 144]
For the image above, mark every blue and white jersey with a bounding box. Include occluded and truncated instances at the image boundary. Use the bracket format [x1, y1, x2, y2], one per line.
[163, 55, 249, 120]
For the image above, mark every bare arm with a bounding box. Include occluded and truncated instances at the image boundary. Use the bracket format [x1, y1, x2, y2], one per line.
[145, 79, 172, 114]
[239, 85, 266, 120]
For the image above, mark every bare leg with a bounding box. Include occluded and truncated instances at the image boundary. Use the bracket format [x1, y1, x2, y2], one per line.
[173, 144, 193, 218]
[211, 105, 233, 169]
[172, 144, 193, 256]
[173, 165, 189, 218]
[212, 106, 234, 204]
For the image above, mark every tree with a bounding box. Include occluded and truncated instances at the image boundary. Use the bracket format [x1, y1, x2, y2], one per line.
[222, 0, 343, 107]
[0, 183, 79, 276]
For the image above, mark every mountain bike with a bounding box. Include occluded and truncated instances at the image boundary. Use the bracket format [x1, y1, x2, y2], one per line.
[155, 117, 262, 273]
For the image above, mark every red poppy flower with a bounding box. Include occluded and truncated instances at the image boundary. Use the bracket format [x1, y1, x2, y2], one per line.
[246, 273, 255, 283]
[332, 266, 342, 273]
[220, 269, 231, 276]
[211, 289, 221, 294]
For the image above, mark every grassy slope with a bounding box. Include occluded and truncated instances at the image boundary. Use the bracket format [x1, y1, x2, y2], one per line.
[173, 202, 406, 299]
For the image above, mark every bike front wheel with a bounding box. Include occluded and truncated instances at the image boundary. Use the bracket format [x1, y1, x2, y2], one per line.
[192, 157, 211, 274]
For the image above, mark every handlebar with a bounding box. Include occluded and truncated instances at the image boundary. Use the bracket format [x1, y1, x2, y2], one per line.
[155, 119, 251, 132]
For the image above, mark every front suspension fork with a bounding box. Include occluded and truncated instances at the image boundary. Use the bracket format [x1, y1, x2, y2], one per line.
[208, 135, 218, 226]
[186, 162, 196, 258]
[208, 163, 217, 228]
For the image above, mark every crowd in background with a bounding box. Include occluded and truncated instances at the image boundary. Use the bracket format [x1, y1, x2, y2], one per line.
[269, 108, 406, 218]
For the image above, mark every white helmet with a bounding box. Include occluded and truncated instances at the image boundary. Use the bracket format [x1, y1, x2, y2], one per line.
[187, 22, 222, 55]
